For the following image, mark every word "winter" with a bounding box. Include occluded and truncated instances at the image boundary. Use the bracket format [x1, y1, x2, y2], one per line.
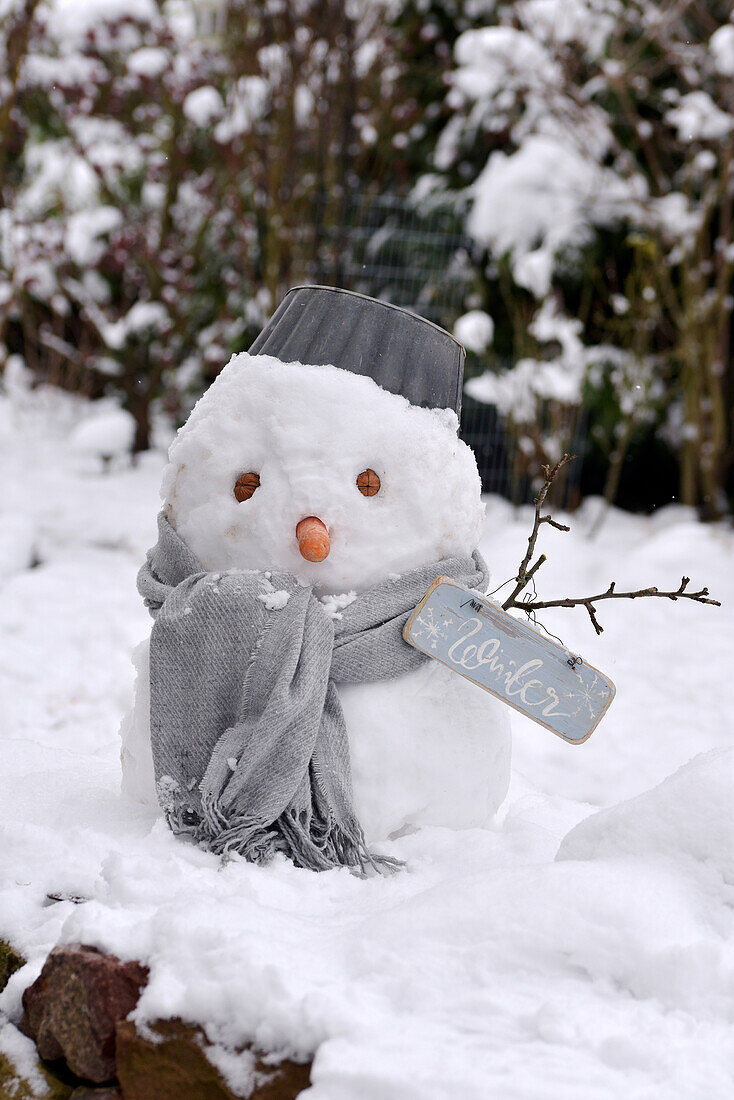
[404, 578, 615, 744]
[447, 618, 565, 717]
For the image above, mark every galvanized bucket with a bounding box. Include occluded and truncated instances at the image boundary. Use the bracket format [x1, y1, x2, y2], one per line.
[249, 285, 465, 415]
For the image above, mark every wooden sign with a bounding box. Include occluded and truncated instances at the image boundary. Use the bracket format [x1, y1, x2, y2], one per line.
[404, 578, 615, 744]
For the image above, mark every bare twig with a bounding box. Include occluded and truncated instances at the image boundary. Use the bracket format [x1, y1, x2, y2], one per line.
[501, 456, 721, 635]
[502, 454, 573, 609]
[518, 577, 721, 636]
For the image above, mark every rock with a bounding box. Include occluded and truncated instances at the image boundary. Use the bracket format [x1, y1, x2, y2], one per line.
[0, 938, 26, 992]
[0, 1048, 73, 1099]
[115, 1018, 311, 1100]
[20, 944, 149, 1084]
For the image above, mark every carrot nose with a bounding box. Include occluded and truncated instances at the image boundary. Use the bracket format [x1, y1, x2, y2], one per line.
[296, 516, 330, 562]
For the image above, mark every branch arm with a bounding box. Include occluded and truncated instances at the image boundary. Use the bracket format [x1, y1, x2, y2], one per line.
[514, 576, 721, 635]
[502, 453, 574, 609]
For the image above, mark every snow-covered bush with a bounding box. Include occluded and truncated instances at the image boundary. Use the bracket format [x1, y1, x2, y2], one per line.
[69, 404, 136, 471]
[0, 0, 397, 450]
[427, 0, 734, 515]
[0, 2, 241, 449]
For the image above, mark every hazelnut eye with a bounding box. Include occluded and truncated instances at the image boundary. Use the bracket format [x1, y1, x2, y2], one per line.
[356, 469, 381, 496]
[234, 472, 260, 502]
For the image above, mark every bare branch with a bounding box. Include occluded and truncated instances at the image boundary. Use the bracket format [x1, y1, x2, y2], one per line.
[586, 602, 602, 635]
[524, 554, 546, 584]
[502, 454, 574, 610]
[541, 516, 571, 532]
[500, 456, 721, 634]
[517, 576, 721, 635]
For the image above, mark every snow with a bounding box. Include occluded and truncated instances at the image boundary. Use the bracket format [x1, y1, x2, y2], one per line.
[257, 575, 291, 611]
[0, 1020, 50, 1094]
[126, 47, 169, 79]
[516, 0, 616, 54]
[215, 77, 269, 143]
[665, 91, 733, 143]
[467, 134, 644, 298]
[184, 85, 226, 126]
[465, 301, 588, 417]
[68, 404, 136, 462]
[103, 301, 170, 350]
[466, 356, 580, 420]
[558, 749, 734, 884]
[710, 24, 734, 77]
[440, 14, 653, 306]
[64, 116, 145, 179]
[464, 302, 651, 424]
[453, 310, 494, 354]
[17, 141, 99, 218]
[318, 591, 357, 620]
[48, 0, 158, 43]
[1, 384, 733, 1098]
[450, 27, 559, 110]
[65, 206, 123, 267]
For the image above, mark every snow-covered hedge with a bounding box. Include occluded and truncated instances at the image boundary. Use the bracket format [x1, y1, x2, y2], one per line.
[0, 0, 397, 450]
[431, 0, 734, 516]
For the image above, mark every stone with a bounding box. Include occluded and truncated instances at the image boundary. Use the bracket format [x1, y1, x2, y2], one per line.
[0, 1047, 73, 1099]
[20, 944, 149, 1084]
[115, 1018, 311, 1100]
[0, 938, 26, 993]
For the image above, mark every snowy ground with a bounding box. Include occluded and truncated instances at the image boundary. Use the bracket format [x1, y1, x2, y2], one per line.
[1, 382, 733, 1099]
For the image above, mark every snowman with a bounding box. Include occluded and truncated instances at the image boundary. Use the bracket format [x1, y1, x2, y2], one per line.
[121, 286, 510, 870]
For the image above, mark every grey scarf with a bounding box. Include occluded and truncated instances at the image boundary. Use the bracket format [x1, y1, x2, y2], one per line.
[138, 513, 488, 873]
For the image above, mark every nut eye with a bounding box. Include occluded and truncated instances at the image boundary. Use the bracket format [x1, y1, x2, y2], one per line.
[356, 469, 381, 496]
[234, 472, 260, 502]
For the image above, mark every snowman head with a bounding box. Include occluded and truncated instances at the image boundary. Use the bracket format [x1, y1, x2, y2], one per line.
[162, 351, 484, 593]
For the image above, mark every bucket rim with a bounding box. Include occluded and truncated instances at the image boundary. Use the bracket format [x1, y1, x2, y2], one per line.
[282, 284, 466, 356]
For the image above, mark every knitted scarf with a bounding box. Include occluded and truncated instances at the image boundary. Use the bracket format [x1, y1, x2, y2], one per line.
[138, 513, 488, 873]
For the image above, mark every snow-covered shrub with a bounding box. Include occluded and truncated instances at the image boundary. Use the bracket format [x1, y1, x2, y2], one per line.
[0, 2, 243, 449]
[69, 404, 136, 471]
[425, 0, 734, 514]
[0, 0, 398, 450]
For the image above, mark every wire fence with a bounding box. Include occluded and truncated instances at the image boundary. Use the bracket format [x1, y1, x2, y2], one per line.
[309, 190, 583, 508]
[308, 191, 473, 329]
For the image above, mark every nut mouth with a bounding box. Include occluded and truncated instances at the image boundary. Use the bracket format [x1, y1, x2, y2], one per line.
[296, 516, 330, 562]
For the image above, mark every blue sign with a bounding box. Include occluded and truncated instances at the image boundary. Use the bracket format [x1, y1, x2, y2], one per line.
[404, 578, 615, 744]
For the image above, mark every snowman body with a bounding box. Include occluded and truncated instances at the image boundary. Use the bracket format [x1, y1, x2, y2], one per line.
[122, 638, 510, 842]
[121, 352, 511, 840]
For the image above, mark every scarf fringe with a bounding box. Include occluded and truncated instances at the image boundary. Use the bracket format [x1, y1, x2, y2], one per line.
[171, 797, 402, 876]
